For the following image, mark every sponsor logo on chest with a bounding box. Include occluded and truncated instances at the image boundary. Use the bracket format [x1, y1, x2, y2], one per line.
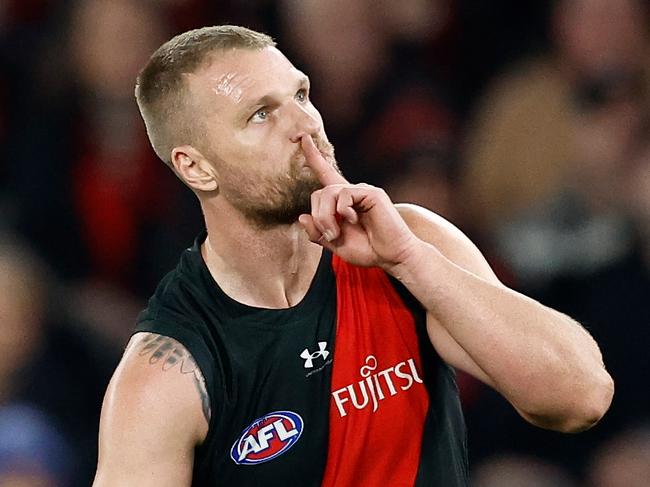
[331, 355, 424, 417]
[230, 411, 304, 465]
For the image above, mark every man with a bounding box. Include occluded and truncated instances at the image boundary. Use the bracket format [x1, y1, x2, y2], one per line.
[92, 26, 614, 487]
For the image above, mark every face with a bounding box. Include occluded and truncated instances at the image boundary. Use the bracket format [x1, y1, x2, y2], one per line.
[186, 47, 341, 228]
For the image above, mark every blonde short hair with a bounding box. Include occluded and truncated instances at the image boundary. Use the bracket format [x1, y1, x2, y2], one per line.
[135, 25, 275, 165]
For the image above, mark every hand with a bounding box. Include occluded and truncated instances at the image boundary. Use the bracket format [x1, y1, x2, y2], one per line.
[298, 135, 419, 269]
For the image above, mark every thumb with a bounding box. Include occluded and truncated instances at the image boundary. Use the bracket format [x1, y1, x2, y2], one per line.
[298, 214, 322, 243]
[299, 214, 337, 250]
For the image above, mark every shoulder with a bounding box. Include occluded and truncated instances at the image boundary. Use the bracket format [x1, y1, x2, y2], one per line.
[102, 332, 210, 444]
[136, 255, 223, 415]
[148, 242, 209, 305]
[396, 204, 499, 283]
[94, 331, 209, 485]
[138, 244, 216, 332]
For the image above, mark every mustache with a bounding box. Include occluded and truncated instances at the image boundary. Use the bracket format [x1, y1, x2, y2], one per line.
[313, 136, 335, 159]
[292, 136, 335, 166]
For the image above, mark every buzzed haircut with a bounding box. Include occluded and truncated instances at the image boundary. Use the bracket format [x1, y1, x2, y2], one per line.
[135, 25, 276, 165]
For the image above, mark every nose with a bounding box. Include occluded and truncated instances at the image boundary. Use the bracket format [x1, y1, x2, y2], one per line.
[289, 102, 321, 143]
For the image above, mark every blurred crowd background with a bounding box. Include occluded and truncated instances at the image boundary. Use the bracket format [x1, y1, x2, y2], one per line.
[0, 0, 649, 486]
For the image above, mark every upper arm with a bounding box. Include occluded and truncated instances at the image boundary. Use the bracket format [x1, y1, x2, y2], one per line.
[93, 332, 211, 487]
[396, 203, 501, 386]
[396, 203, 501, 285]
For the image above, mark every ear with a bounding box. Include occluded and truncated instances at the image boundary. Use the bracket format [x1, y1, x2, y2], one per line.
[171, 145, 219, 192]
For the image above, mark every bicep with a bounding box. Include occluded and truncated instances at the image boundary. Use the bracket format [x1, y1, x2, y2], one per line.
[94, 411, 195, 487]
[396, 204, 501, 386]
[93, 333, 209, 487]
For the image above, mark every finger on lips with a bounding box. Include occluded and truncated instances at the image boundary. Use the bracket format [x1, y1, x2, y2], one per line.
[301, 135, 357, 242]
[301, 135, 347, 186]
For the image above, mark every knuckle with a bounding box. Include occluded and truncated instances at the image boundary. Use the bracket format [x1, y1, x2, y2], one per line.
[357, 182, 384, 195]
[367, 185, 388, 198]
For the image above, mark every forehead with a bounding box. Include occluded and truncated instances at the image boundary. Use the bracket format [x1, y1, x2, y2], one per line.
[187, 47, 302, 110]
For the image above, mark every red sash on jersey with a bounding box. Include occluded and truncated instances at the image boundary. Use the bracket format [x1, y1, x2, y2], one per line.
[321, 256, 430, 487]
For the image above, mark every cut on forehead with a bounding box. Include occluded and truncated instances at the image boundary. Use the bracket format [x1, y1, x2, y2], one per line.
[177, 46, 309, 133]
[185, 46, 307, 119]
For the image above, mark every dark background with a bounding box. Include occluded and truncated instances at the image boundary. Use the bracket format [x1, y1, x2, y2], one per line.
[0, 1, 648, 486]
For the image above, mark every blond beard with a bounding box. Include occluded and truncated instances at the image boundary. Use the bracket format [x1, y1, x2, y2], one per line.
[221, 139, 341, 229]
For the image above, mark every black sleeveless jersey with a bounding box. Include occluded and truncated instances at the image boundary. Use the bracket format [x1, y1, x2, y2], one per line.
[134, 234, 469, 486]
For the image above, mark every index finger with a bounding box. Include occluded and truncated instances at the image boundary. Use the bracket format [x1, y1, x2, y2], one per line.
[301, 135, 348, 186]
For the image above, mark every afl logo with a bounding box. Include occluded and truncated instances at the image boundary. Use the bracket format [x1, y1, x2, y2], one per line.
[230, 411, 304, 465]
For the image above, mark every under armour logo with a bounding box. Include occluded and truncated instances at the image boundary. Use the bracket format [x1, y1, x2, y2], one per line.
[300, 342, 329, 368]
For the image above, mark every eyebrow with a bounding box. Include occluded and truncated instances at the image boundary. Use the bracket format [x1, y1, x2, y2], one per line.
[240, 74, 310, 118]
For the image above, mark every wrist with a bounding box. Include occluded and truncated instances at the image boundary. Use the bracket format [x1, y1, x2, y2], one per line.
[382, 237, 435, 281]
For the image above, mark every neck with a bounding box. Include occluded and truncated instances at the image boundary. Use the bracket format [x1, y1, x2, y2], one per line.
[201, 199, 323, 308]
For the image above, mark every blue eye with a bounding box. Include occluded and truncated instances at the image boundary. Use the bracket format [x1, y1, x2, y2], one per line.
[250, 108, 269, 123]
[296, 88, 308, 103]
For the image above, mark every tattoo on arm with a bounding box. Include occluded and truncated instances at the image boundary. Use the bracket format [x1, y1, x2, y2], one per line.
[137, 334, 212, 423]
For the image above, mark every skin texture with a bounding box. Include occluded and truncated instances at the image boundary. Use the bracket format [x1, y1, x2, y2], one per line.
[94, 333, 207, 487]
[94, 46, 614, 487]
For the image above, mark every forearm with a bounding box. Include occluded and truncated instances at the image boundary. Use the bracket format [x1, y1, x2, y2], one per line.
[389, 239, 614, 431]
